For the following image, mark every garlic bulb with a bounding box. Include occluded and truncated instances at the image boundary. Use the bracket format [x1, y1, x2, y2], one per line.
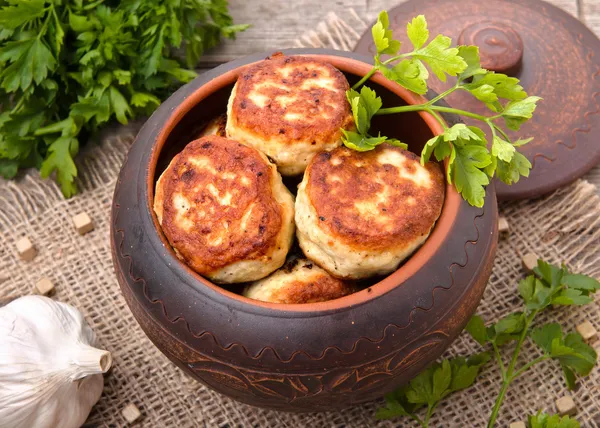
[0, 296, 112, 428]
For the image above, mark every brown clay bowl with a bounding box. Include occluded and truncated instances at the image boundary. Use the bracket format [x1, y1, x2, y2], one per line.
[110, 48, 498, 412]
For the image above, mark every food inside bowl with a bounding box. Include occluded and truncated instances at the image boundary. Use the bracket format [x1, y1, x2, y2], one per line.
[153, 54, 445, 302]
[243, 257, 355, 304]
[226, 55, 355, 176]
[154, 135, 295, 284]
[196, 114, 227, 138]
[296, 145, 444, 280]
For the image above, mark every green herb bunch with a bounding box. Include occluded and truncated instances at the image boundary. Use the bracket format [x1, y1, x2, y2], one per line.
[344, 12, 540, 207]
[377, 259, 600, 427]
[0, 0, 247, 196]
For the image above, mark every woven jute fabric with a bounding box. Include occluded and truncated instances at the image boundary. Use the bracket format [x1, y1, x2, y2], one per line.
[2, 10, 600, 428]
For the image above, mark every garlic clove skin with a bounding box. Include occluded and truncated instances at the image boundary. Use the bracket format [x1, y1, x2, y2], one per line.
[72, 343, 113, 380]
[0, 296, 111, 428]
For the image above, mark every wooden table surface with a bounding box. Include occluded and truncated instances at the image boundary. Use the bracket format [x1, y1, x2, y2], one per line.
[199, 0, 598, 67]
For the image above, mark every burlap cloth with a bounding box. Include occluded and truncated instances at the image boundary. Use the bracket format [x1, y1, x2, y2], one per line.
[2, 9, 600, 428]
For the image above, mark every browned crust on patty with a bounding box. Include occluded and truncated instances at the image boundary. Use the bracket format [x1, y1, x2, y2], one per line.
[306, 145, 445, 251]
[270, 276, 353, 304]
[160, 136, 284, 275]
[269, 260, 354, 304]
[230, 55, 354, 144]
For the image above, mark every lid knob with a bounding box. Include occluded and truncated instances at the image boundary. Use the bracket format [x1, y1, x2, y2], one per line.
[458, 21, 524, 75]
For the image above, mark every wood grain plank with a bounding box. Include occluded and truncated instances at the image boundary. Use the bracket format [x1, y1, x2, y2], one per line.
[197, 0, 374, 66]
[198, 0, 579, 66]
[582, 0, 600, 35]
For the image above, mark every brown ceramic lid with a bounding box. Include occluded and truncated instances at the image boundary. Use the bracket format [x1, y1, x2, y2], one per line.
[354, 0, 600, 200]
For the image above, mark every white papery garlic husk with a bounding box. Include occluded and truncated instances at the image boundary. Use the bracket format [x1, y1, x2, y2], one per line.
[0, 295, 112, 428]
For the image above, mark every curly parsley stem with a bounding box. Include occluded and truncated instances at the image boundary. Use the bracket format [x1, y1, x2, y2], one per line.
[487, 311, 538, 428]
[426, 109, 448, 130]
[382, 53, 413, 65]
[488, 121, 499, 142]
[37, 4, 55, 39]
[352, 68, 378, 90]
[352, 52, 431, 90]
[488, 380, 510, 428]
[493, 124, 512, 143]
[375, 105, 424, 114]
[491, 342, 506, 377]
[410, 414, 426, 427]
[427, 106, 491, 122]
[375, 104, 491, 123]
[511, 355, 551, 380]
[506, 311, 538, 376]
[83, 0, 106, 10]
[426, 84, 460, 105]
[424, 402, 439, 427]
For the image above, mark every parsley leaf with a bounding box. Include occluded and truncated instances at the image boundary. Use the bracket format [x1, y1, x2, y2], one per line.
[469, 84, 499, 104]
[518, 275, 552, 310]
[444, 123, 483, 142]
[513, 137, 534, 147]
[381, 59, 429, 95]
[496, 151, 531, 185]
[422, 124, 484, 159]
[376, 391, 416, 420]
[468, 312, 531, 347]
[0, 158, 18, 178]
[528, 411, 581, 428]
[466, 73, 527, 101]
[518, 260, 600, 310]
[503, 96, 542, 130]
[341, 130, 387, 152]
[377, 353, 490, 421]
[0, 38, 56, 92]
[491, 312, 527, 345]
[421, 124, 492, 206]
[412, 35, 467, 81]
[492, 136, 515, 163]
[372, 11, 401, 56]
[348, 86, 381, 132]
[407, 15, 429, 50]
[530, 323, 562, 354]
[342, 86, 406, 151]
[457, 46, 487, 81]
[40, 136, 78, 197]
[532, 323, 597, 389]
[466, 315, 489, 346]
[0, 0, 46, 30]
[562, 273, 600, 291]
[449, 144, 491, 208]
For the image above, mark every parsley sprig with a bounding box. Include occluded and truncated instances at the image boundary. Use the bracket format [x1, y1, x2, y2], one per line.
[376, 353, 490, 426]
[344, 12, 541, 207]
[378, 259, 599, 427]
[0, 0, 247, 196]
[467, 260, 600, 426]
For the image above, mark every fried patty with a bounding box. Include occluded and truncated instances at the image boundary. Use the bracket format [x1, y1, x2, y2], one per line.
[197, 114, 227, 138]
[243, 258, 354, 304]
[154, 135, 295, 283]
[295, 144, 445, 279]
[226, 54, 354, 176]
